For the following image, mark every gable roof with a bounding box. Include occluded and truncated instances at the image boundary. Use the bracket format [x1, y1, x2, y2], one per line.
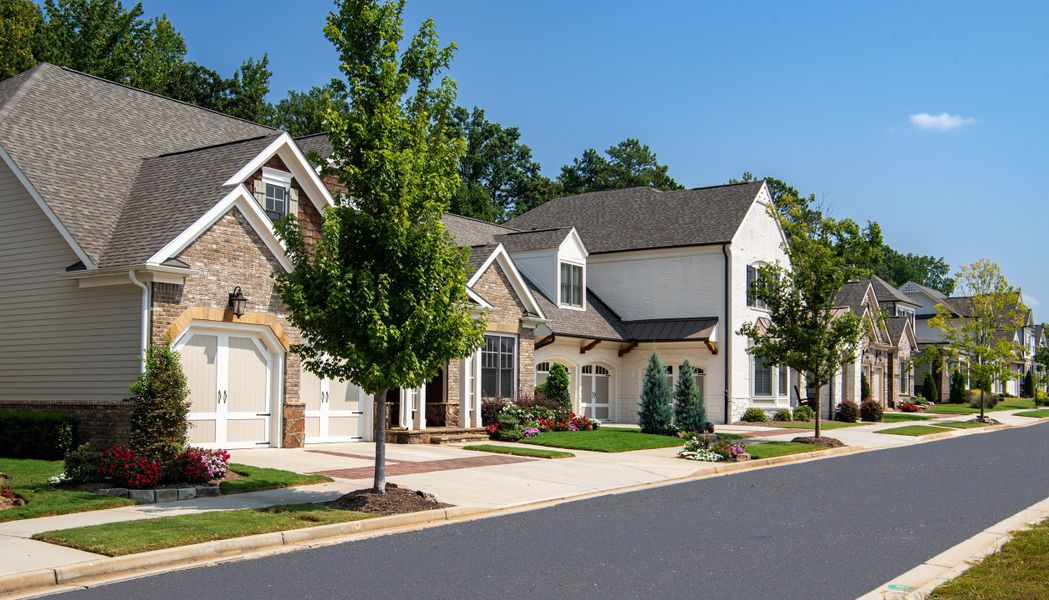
[527, 280, 628, 342]
[442, 213, 516, 247]
[494, 227, 579, 253]
[0, 63, 276, 268]
[503, 181, 766, 254]
[834, 280, 874, 316]
[885, 316, 917, 350]
[870, 275, 920, 308]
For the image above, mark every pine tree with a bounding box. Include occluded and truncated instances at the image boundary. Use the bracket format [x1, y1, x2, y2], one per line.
[543, 363, 571, 412]
[860, 373, 871, 401]
[639, 353, 674, 434]
[922, 371, 939, 403]
[1023, 369, 1035, 398]
[129, 343, 190, 462]
[949, 370, 966, 404]
[674, 359, 706, 432]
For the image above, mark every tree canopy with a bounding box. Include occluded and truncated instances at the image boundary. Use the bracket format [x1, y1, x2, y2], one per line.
[559, 138, 683, 196]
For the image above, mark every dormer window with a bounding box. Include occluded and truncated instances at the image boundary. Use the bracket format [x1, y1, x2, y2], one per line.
[260, 167, 293, 221]
[559, 262, 583, 308]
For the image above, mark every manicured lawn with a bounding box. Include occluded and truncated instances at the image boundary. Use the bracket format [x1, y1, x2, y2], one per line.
[883, 413, 936, 422]
[220, 464, 332, 495]
[761, 420, 866, 430]
[717, 433, 744, 441]
[927, 397, 1035, 415]
[462, 444, 574, 459]
[930, 517, 1049, 599]
[1015, 410, 1049, 418]
[32, 503, 372, 556]
[523, 429, 683, 453]
[998, 397, 1037, 410]
[744, 442, 827, 460]
[937, 420, 991, 429]
[875, 425, 950, 437]
[0, 458, 133, 523]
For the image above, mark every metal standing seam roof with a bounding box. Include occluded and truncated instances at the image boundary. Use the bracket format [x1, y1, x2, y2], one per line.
[0, 63, 278, 267]
[503, 181, 766, 254]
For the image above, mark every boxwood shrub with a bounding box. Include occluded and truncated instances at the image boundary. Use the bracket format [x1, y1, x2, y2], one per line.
[740, 407, 768, 422]
[0, 410, 77, 459]
[860, 399, 884, 422]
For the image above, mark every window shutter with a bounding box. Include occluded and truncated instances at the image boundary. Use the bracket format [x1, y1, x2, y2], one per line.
[289, 187, 299, 218]
[253, 179, 266, 207]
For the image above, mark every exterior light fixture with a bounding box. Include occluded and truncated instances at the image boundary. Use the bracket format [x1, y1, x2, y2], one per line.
[227, 286, 248, 317]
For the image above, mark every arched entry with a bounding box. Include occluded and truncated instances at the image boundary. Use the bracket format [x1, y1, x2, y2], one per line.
[581, 364, 611, 421]
[172, 322, 283, 448]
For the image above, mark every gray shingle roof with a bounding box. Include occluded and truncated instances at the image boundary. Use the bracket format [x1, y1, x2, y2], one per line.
[503, 181, 765, 254]
[102, 135, 280, 267]
[870, 275, 920, 308]
[885, 316, 911, 346]
[494, 227, 575, 253]
[0, 63, 275, 265]
[834, 280, 872, 315]
[442, 213, 516, 247]
[465, 244, 498, 278]
[293, 133, 332, 164]
[526, 279, 628, 341]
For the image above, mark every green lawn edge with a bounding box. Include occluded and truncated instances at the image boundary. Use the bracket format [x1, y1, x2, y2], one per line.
[462, 444, 574, 459]
[32, 503, 373, 556]
[760, 420, 866, 430]
[930, 517, 1049, 599]
[875, 424, 951, 437]
[744, 441, 830, 460]
[882, 413, 936, 422]
[1015, 409, 1049, 418]
[220, 464, 332, 495]
[0, 458, 134, 523]
[523, 429, 683, 453]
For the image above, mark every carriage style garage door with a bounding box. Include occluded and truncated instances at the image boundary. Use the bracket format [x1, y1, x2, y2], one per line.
[175, 326, 277, 448]
[301, 369, 367, 443]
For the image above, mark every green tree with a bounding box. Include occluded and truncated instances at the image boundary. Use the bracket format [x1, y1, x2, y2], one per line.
[222, 55, 273, 124]
[0, 0, 39, 78]
[541, 363, 571, 412]
[272, 82, 348, 137]
[128, 343, 189, 462]
[1023, 369, 1035, 398]
[930, 259, 1027, 420]
[559, 138, 682, 195]
[673, 359, 706, 432]
[949, 369, 966, 404]
[450, 106, 557, 222]
[275, 0, 485, 493]
[638, 353, 674, 434]
[860, 373, 871, 401]
[922, 371, 939, 403]
[738, 205, 865, 439]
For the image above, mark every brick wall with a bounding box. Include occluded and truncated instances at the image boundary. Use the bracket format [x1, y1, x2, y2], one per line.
[470, 262, 536, 396]
[0, 399, 135, 448]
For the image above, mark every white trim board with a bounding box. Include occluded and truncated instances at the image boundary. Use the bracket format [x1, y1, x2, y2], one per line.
[223, 133, 334, 214]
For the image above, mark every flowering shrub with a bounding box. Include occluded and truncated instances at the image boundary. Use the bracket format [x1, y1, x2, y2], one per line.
[177, 447, 230, 483]
[522, 428, 540, 438]
[98, 445, 162, 489]
[485, 402, 599, 441]
[678, 434, 747, 462]
[899, 402, 920, 412]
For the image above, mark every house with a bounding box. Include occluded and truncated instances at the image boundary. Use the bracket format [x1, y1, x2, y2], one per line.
[832, 277, 919, 412]
[900, 281, 1034, 398]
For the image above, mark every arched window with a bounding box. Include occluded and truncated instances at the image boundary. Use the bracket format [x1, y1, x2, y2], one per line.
[536, 362, 551, 387]
[581, 364, 610, 420]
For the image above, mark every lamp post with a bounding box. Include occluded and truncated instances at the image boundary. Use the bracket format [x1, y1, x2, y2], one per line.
[227, 286, 248, 317]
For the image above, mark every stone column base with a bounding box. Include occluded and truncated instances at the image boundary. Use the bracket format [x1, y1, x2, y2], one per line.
[282, 402, 305, 448]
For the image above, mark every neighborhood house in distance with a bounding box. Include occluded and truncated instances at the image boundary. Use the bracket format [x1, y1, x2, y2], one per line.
[0, 64, 1043, 450]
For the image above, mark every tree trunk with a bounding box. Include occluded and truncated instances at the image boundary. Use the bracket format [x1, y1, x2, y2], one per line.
[373, 388, 388, 493]
[814, 382, 822, 439]
[979, 387, 986, 422]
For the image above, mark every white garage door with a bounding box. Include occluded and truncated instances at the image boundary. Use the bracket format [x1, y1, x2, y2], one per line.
[176, 328, 275, 448]
[302, 368, 367, 443]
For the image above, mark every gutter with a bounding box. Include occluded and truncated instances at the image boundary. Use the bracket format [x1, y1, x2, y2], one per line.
[722, 243, 732, 424]
[128, 271, 150, 373]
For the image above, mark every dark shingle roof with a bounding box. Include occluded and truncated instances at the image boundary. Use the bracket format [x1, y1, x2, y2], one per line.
[834, 280, 872, 315]
[102, 135, 280, 267]
[0, 63, 275, 265]
[885, 316, 911, 346]
[526, 279, 627, 341]
[503, 181, 765, 254]
[619, 318, 718, 342]
[494, 227, 575, 253]
[442, 213, 516, 247]
[870, 275, 920, 308]
[465, 244, 499, 278]
[293, 133, 332, 164]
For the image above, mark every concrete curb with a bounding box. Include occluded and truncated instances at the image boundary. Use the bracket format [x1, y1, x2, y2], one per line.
[1, 418, 1043, 598]
[0, 506, 485, 597]
[858, 497, 1049, 600]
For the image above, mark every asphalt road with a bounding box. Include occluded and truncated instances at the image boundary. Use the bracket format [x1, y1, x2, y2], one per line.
[54, 423, 1049, 600]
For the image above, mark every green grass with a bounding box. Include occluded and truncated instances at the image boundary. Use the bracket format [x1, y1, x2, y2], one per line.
[927, 397, 1036, 415]
[1015, 410, 1049, 418]
[0, 458, 133, 523]
[219, 464, 332, 495]
[461, 444, 574, 459]
[744, 442, 828, 460]
[32, 504, 372, 556]
[936, 420, 991, 429]
[762, 420, 866, 430]
[882, 413, 936, 422]
[930, 517, 1049, 599]
[875, 424, 951, 437]
[523, 429, 683, 453]
[716, 433, 744, 441]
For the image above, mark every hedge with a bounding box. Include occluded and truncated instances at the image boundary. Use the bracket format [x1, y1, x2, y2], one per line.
[0, 410, 77, 459]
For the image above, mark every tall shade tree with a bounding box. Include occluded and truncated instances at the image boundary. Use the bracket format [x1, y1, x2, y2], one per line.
[929, 259, 1027, 421]
[559, 138, 682, 195]
[0, 0, 39, 78]
[738, 206, 864, 439]
[274, 0, 485, 493]
[272, 81, 349, 137]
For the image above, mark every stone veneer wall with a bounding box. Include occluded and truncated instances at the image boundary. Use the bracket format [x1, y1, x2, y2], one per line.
[0, 399, 135, 448]
[150, 209, 306, 447]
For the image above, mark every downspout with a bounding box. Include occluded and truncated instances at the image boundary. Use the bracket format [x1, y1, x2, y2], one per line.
[722, 243, 732, 424]
[128, 271, 150, 373]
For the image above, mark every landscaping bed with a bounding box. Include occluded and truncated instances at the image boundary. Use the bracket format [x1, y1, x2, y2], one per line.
[462, 445, 574, 459]
[930, 517, 1049, 599]
[32, 503, 374, 556]
[525, 429, 684, 453]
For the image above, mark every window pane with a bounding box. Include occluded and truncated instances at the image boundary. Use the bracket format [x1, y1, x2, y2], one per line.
[754, 357, 772, 396]
[778, 366, 789, 395]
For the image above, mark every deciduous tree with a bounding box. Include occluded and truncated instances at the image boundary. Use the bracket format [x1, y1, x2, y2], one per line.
[0, 0, 39, 78]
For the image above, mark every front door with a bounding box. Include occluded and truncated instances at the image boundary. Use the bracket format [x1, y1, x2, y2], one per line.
[581, 365, 610, 421]
[303, 368, 367, 443]
[176, 329, 274, 448]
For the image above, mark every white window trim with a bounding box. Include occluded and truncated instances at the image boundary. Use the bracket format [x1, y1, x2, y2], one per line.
[262, 167, 292, 188]
[746, 262, 770, 312]
[557, 259, 586, 311]
[752, 355, 774, 400]
[481, 332, 518, 398]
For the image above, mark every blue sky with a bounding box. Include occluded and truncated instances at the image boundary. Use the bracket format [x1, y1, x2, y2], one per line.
[141, 0, 1048, 311]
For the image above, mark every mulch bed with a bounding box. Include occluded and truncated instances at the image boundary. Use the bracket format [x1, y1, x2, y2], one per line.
[326, 484, 450, 516]
[790, 436, 845, 448]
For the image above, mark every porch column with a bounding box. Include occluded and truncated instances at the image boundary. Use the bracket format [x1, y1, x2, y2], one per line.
[473, 350, 482, 427]
[400, 388, 413, 430]
[459, 354, 473, 428]
[413, 383, 426, 430]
